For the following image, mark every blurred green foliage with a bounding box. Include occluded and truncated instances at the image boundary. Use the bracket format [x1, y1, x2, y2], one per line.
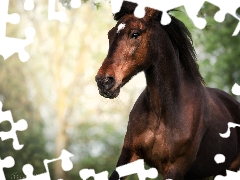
[197, 2, 240, 94]
[0, 55, 51, 179]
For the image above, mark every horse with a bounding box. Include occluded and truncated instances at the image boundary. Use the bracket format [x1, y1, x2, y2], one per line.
[95, 2, 240, 180]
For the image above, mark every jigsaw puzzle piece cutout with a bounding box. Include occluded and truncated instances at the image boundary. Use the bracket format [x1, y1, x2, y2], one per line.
[70, 0, 81, 9]
[207, 0, 240, 23]
[0, 26, 35, 62]
[0, 156, 15, 180]
[60, 149, 74, 171]
[233, 22, 240, 36]
[0, 0, 36, 61]
[44, 149, 74, 171]
[196, 2, 240, 36]
[183, 0, 207, 29]
[110, 0, 240, 35]
[0, 101, 28, 150]
[48, 0, 67, 22]
[5, 13, 20, 25]
[214, 170, 240, 180]
[126, 0, 190, 25]
[20, 149, 74, 180]
[111, 0, 207, 27]
[111, 0, 208, 27]
[216, 84, 240, 179]
[232, 83, 240, 96]
[79, 169, 108, 180]
[219, 122, 240, 138]
[214, 154, 226, 164]
[0, 0, 20, 37]
[20, 163, 51, 180]
[24, 0, 35, 11]
[110, 0, 124, 14]
[116, 159, 158, 180]
[147, 0, 189, 25]
[200, 0, 240, 36]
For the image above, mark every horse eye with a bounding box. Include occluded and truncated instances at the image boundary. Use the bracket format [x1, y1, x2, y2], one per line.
[130, 32, 140, 39]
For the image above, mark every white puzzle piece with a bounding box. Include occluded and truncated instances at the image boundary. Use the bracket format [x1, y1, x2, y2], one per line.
[0, 0, 35, 62]
[24, 0, 35, 11]
[116, 159, 158, 180]
[79, 169, 108, 180]
[232, 83, 240, 96]
[0, 101, 28, 150]
[19, 149, 74, 180]
[48, 0, 67, 22]
[215, 170, 240, 180]
[219, 122, 240, 138]
[0, 156, 15, 180]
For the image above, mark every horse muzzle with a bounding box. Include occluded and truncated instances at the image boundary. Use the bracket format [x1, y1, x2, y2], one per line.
[95, 75, 120, 99]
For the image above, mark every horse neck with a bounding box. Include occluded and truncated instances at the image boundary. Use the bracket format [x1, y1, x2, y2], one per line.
[144, 49, 192, 122]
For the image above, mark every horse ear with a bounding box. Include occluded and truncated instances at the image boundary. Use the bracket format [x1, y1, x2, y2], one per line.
[143, 8, 159, 21]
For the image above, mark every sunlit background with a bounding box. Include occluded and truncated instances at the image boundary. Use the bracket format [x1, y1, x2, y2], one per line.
[0, 0, 239, 179]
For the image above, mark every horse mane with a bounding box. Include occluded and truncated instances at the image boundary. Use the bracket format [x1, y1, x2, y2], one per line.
[114, 1, 205, 85]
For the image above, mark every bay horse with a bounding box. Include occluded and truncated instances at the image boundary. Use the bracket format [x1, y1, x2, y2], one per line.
[95, 2, 240, 180]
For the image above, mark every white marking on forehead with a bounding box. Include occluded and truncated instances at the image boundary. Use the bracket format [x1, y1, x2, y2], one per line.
[117, 23, 126, 33]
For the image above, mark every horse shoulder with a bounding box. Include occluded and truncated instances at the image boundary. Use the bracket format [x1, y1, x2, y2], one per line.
[124, 89, 156, 152]
[129, 88, 154, 125]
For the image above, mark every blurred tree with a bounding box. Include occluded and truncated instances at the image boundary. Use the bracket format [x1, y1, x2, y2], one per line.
[0, 54, 50, 179]
[20, 1, 115, 178]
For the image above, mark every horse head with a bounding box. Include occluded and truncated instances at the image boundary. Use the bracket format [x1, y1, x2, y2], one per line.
[95, 2, 162, 99]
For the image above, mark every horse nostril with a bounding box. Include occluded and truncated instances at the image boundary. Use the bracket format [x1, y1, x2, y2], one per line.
[102, 76, 115, 90]
[95, 76, 115, 91]
[103, 76, 113, 84]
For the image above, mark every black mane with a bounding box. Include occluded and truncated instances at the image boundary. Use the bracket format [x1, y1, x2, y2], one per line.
[114, 1, 205, 85]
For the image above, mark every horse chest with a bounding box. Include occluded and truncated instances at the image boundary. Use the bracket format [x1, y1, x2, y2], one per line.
[127, 90, 198, 168]
[129, 116, 181, 164]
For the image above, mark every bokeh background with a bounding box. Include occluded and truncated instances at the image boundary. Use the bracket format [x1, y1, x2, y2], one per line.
[0, 0, 239, 179]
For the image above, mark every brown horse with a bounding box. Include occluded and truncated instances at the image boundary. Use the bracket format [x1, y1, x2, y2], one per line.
[95, 2, 240, 180]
